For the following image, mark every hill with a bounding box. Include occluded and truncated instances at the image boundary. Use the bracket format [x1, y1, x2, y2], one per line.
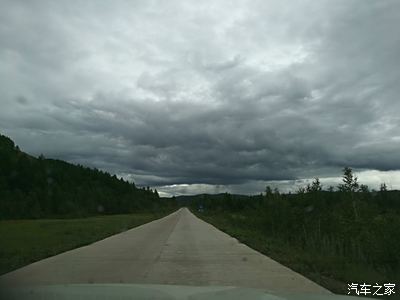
[0, 134, 164, 219]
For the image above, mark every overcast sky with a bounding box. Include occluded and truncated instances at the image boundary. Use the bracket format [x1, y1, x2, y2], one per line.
[1, 0, 400, 196]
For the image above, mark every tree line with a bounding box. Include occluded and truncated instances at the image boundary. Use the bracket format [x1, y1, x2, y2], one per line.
[0, 134, 176, 219]
[188, 167, 400, 283]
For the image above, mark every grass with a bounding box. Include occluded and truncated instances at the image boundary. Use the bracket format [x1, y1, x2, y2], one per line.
[194, 210, 399, 299]
[0, 211, 170, 275]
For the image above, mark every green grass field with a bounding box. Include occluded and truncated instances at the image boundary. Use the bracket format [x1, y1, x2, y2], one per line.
[0, 212, 169, 275]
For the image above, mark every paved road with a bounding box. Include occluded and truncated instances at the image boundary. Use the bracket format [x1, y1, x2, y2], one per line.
[0, 208, 330, 294]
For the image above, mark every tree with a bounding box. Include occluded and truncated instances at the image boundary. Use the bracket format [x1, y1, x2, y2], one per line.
[338, 167, 359, 193]
[310, 178, 322, 192]
[338, 167, 359, 220]
[273, 187, 280, 195]
[297, 186, 306, 194]
[265, 186, 273, 198]
[359, 184, 369, 193]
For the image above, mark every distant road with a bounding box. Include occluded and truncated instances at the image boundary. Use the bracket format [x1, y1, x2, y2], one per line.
[0, 208, 330, 294]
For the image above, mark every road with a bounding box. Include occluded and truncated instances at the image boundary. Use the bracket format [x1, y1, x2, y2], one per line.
[0, 208, 330, 294]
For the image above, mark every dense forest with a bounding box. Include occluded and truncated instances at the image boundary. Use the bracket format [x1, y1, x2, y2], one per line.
[188, 170, 400, 289]
[0, 134, 175, 219]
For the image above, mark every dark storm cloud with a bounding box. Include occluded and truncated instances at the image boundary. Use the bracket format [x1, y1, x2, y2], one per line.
[1, 0, 400, 194]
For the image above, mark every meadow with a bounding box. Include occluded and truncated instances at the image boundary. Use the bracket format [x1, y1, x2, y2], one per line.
[0, 212, 168, 275]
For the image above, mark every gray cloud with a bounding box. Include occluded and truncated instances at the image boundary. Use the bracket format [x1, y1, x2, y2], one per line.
[1, 0, 400, 194]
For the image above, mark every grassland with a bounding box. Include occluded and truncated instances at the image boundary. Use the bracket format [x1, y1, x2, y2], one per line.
[0, 212, 169, 275]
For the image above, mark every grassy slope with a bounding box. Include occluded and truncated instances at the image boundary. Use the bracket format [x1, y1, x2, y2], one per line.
[0, 212, 169, 275]
[194, 210, 398, 299]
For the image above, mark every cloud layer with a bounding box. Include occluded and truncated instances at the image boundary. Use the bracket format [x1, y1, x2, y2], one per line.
[1, 0, 399, 195]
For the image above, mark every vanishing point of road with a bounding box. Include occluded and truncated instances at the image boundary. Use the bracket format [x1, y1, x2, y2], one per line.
[0, 208, 330, 294]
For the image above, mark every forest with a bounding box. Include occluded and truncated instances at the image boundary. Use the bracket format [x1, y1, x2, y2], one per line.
[0, 134, 175, 219]
[187, 171, 400, 292]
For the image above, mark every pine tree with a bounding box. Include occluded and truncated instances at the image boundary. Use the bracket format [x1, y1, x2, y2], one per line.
[338, 167, 359, 220]
[310, 178, 322, 192]
[338, 167, 359, 192]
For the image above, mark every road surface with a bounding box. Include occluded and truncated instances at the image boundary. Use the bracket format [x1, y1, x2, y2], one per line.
[0, 208, 330, 294]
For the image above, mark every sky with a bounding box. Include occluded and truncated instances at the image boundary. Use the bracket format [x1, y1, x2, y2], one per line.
[1, 0, 400, 196]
